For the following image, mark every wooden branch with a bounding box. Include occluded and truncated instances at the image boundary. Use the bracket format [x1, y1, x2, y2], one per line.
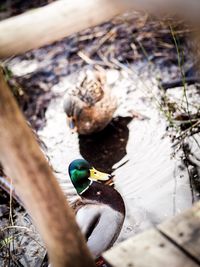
[160, 77, 200, 90]
[0, 0, 129, 58]
[0, 0, 200, 58]
[0, 67, 95, 267]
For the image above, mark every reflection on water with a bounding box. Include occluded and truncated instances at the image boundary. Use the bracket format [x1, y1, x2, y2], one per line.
[79, 116, 132, 173]
[38, 67, 199, 243]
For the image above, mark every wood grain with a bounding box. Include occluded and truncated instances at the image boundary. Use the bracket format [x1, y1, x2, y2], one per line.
[0, 67, 95, 267]
[103, 228, 199, 267]
[0, 0, 129, 57]
[158, 202, 200, 262]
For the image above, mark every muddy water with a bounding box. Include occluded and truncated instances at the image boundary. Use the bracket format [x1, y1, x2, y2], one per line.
[38, 63, 197, 245]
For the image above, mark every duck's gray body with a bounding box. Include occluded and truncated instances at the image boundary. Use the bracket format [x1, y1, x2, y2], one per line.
[75, 181, 125, 258]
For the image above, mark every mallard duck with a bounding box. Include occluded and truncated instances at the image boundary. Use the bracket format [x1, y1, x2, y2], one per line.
[0, 158, 125, 260]
[63, 68, 117, 135]
[69, 158, 125, 259]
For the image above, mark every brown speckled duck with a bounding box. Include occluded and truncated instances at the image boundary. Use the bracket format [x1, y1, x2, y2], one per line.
[63, 67, 117, 135]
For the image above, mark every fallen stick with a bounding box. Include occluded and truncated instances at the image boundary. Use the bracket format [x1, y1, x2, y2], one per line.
[160, 77, 200, 90]
[0, 67, 95, 267]
[0, 0, 129, 58]
[0, 0, 200, 58]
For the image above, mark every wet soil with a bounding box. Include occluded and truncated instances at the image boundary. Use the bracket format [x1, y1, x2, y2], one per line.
[0, 6, 200, 267]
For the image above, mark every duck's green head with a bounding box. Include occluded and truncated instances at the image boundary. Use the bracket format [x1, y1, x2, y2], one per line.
[68, 159, 111, 195]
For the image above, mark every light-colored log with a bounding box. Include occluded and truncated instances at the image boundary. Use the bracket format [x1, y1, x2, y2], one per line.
[103, 200, 200, 267]
[0, 0, 200, 58]
[103, 228, 199, 267]
[0, 0, 130, 58]
[158, 201, 200, 261]
[0, 67, 95, 267]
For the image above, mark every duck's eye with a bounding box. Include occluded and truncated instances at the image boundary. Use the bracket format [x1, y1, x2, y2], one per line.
[78, 166, 84, 171]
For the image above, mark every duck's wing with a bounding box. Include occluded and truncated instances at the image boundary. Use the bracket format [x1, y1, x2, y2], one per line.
[76, 203, 124, 258]
[75, 68, 106, 106]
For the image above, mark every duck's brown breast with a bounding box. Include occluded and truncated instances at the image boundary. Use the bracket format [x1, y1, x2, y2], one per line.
[81, 181, 125, 215]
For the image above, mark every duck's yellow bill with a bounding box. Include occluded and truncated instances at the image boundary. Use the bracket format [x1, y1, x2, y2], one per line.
[89, 167, 111, 181]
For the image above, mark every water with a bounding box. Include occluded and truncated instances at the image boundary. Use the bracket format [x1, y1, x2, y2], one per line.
[38, 63, 198, 245]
